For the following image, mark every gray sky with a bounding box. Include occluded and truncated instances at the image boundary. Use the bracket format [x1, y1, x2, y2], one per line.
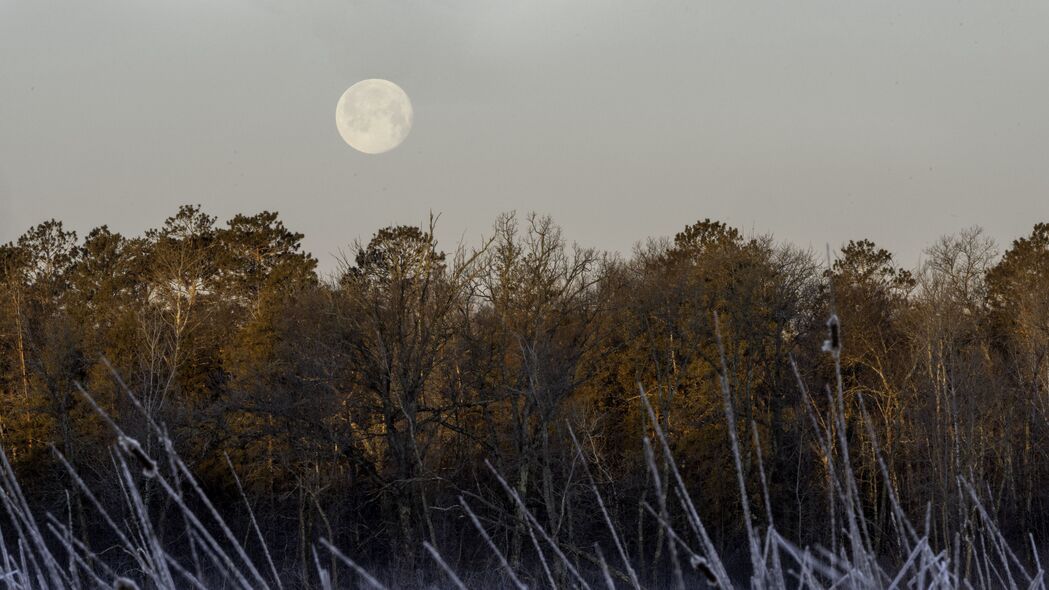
[2, 0, 1048, 271]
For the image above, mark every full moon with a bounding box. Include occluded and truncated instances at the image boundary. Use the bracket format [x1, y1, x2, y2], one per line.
[335, 79, 413, 154]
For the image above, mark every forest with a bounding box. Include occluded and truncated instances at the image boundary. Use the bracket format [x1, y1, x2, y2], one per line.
[1, 206, 1048, 589]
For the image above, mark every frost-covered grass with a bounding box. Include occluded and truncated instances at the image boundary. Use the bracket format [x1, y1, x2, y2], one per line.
[1, 318, 1045, 589]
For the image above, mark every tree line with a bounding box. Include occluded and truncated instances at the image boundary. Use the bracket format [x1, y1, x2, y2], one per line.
[1, 206, 1047, 584]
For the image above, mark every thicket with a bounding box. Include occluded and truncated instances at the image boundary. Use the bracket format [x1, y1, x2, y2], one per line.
[1, 207, 1048, 588]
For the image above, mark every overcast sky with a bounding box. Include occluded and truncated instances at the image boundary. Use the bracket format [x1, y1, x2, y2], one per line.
[2, 0, 1047, 271]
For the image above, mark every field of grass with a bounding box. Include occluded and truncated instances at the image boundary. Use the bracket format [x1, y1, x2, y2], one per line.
[1, 314, 1044, 589]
